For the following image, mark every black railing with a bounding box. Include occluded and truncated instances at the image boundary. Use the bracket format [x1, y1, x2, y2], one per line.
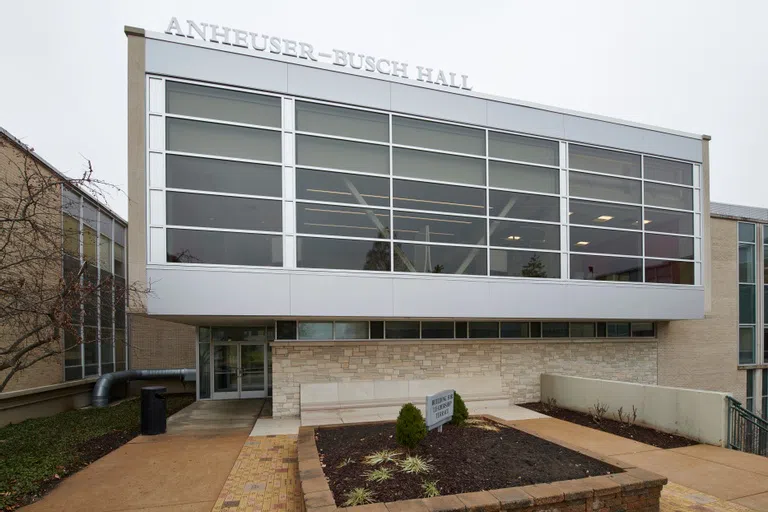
[727, 396, 768, 456]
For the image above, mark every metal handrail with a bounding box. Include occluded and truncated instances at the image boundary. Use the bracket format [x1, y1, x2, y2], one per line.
[727, 396, 768, 456]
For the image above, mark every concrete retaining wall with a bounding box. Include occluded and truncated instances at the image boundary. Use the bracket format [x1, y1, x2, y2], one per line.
[0, 379, 96, 426]
[540, 374, 730, 446]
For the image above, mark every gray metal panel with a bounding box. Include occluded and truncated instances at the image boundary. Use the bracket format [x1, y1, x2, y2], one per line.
[486, 101, 565, 140]
[145, 38, 288, 93]
[392, 278, 491, 318]
[289, 273, 393, 316]
[562, 283, 704, 320]
[286, 64, 391, 110]
[564, 116, 703, 163]
[711, 202, 768, 222]
[390, 84, 487, 126]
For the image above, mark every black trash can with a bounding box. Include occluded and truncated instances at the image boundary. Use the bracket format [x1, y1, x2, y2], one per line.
[140, 386, 167, 435]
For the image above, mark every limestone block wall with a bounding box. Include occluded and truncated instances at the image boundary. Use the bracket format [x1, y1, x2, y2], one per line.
[271, 340, 658, 417]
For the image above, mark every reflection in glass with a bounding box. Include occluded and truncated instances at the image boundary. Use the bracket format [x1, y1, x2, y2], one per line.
[297, 168, 390, 207]
[297, 203, 390, 238]
[276, 321, 297, 340]
[167, 118, 282, 162]
[489, 132, 559, 166]
[570, 322, 596, 337]
[608, 323, 631, 337]
[421, 322, 454, 338]
[395, 243, 487, 275]
[569, 145, 641, 178]
[393, 179, 486, 216]
[501, 322, 529, 338]
[739, 243, 756, 283]
[644, 208, 694, 235]
[631, 323, 655, 337]
[393, 210, 486, 245]
[490, 220, 560, 250]
[297, 101, 388, 141]
[240, 344, 265, 392]
[166, 81, 281, 127]
[167, 229, 282, 266]
[489, 190, 559, 222]
[490, 250, 560, 278]
[569, 200, 641, 230]
[644, 182, 693, 210]
[644, 259, 695, 284]
[167, 155, 282, 197]
[739, 222, 756, 243]
[335, 322, 369, 339]
[542, 322, 569, 338]
[297, 236, 391, 271]
[296, 135, 389, 174]
[386, 321, 419, 339]
[569, 172, 641, 204]
[645, 234, 694, 260]
[213, 345, 238, 392]
[298, 322, 334, 340]
[570, 227, 642, 256]
[739, 327, 755, 365]
[469, 322, 499, 338]
[166, 192, 282, 232]
[740, 284, 756, 324]
[393, 148, 486, 185]
[393, 116, 485, 155]
[644, 157, 693, 186]
[570, 254, 642, 282]
[489, 161, 559, 194]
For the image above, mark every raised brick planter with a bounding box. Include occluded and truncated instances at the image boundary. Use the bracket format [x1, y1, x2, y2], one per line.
[298, 417, 666, 512]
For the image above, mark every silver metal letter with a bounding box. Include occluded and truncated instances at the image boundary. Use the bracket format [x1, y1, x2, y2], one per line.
[250, 33, 267, 51]
[364, 56, 376, 72]
[283, 39, 298, 57]
[348, 52, 363, 69]
[165, 17, 183, 36]
[232, 29, 248, 48]
[416, 66, 433, 83]
[434, 70, 448, 86]
[208, 24, 231, 45]
[269, 37, 281, 54]
[332, 49, 347, 66]
[391, 61, 409, 78]
[376, 59, 391, 75]
[461, 75, 472, 91]
[449, 72, 458, 88]
[299, 42, 317, 61]
[186, 20, 206, 40]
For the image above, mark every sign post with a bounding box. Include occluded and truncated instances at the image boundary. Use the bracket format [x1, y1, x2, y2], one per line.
[426, 389, 455, 432]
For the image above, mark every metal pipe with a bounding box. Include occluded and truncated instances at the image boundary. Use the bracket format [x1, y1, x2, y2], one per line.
[92, 369, 195, 407]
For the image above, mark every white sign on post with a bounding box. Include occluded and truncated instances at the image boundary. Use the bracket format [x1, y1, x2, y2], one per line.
[426, 389, 455, 432]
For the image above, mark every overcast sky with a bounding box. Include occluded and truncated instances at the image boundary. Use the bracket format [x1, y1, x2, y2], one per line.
[2, 0, 767, 218]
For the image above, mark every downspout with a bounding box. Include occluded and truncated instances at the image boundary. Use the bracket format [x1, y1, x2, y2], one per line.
[92, 369, 195, 407]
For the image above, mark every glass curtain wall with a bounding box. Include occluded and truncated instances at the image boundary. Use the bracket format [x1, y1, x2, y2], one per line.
[739, 222, 757, 364]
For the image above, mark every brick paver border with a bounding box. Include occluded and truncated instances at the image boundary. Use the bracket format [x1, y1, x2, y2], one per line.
[298, 416, 667, 512]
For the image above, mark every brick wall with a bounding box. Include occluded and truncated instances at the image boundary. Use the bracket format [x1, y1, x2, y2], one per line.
[128, 315, 196, 369]
[272, 340, 657, 417]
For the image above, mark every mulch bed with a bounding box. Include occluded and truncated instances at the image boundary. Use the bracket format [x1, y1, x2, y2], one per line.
[520, 402, 698, 449]
[315, 419, 621, 506]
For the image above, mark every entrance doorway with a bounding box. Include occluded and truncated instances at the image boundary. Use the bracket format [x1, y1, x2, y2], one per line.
[212, 342, 268, 399]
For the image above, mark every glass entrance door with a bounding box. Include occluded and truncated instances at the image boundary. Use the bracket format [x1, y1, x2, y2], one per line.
[211, 342, 267, 399]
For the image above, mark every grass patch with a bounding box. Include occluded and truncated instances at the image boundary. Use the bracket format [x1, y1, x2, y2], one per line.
[398, 455, 433, 474]
[0, 393, 194, 510]
[364, 467, 393, 483]
[363, 449, 401, 465]
[343, 487, 376, 506]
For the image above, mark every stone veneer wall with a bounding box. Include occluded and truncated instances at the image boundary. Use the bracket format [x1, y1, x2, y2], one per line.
[272, 340, 657, 417]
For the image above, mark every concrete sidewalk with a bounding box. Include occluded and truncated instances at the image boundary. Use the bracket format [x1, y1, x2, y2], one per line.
[508, 417, 768, 511]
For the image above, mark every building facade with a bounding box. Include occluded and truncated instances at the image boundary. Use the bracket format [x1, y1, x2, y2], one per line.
[123, 22, 763, 418]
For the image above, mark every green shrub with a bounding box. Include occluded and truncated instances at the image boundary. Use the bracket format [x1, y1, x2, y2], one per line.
[450, 392, 469, 426]
[395, 403, 427, 449]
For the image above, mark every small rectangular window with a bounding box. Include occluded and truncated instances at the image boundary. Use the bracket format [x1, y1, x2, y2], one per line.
[542, 322, 569, 338]
[114, 244, 125, 277]
[83, 225, 97, 263]
[393, 211, 486, 246]
[739, 327, 755, 365]
[298, 322, 333, 340]
[395, 244, 487, 276]
[569, 199, 641, 230]
[455, 322, 468, 338]
[570, 227, 642, 256]
[334, 322, 369, 340]
[167, 154, 282, 197]
[370, 321, 384, 339]
[297, 168, 390, 208]
[739, 222, 756, 243]
[489, 190, 559, 222]
[166, 192, 282, 232]
[297, 101, 388, 142]
[99, 234, 112, 271]
[421, 322, 454, 339]
[597, 322, 607, 337]
[569, 145, 641, 178]
[393, 116, 485, 156]
[297, 135, 389, 175]
[393, 148, 486, 186]
[500, 322, 529, 338]
[569, 172, 641, 204]
[490, 220, 560, 251]
[297, 203, 390, 239]
[168, 230, 282, 267]
[167, 118, 282, 162]
[488, 132, 558, 166]
[570, 322, 596, 338]
[644, 234, 694, 260]
[571, 254, 642, 282]
[644, 157, 693, 186]
[489, 161, 559, 194]
[469, 322, 499, 338]
[607, 323, 631, 338]
[63, 214, 80, 256]
[645, 259, 695, 285]
[490, 250, 561, 279]
[644, 182, 693, 211]
[276, 321, 297, 340]
[386, 321, 419, 339]
[644, 208, 694, 235]
[297, 237, 390, 271]
[166, 81, 281, 127]
[530, 322, 542, 338]
[746, 370, 755, 412]
[393, 179, 486, 216]
[631, 323, 655, 337]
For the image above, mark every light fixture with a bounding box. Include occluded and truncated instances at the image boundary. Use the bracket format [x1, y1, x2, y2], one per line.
[643, 219, 652, 224]
[568, 211, 573, 216]
[575, 241, 590, 246]
[507, 235, 522, 241]
[595, 215, 613, 222]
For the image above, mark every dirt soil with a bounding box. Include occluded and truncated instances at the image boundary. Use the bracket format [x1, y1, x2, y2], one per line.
[315, 419, 621, 506]
[520, 402, 698, 449]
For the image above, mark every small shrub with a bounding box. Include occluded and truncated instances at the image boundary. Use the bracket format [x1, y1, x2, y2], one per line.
[395, 403, 427, 449]
[450, 392, 469, 426]
[422, 480, 440, 498]
[588, 401, 609, 425]
[364, 467, 393, 483]
[343, 488, 376, 507]
[544, 397, 558, 412]
[399, 455, 433, 474]
[337, 457, 354, 468]
[364, 449, 401, 465]
[616, 405, 638, 427]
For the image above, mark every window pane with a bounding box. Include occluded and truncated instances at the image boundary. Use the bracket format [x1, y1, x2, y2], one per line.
[297, 168, 389, 207]
[739, 243, 756, 283]
[82, 202, 98, 229]
[64, 215, 80, 256]
[570, 227, 642, 256]
[198, 338, 210, 399]
[114, 244, 125, 277]
[644, 208, 694, 235]
[570, 322, 596, 337]
[393, 116, 485, 155]
[167, 154, 281, 197]
[469, 322, 499, 338]
[490, 220, 559, 250]
[739, 222, 756, 243]
[84, 327, 98, 365]
[607, 323, 631, 337]
[167, 118, 281, 162]
[114, 224, 126, 245]
[83, 225, 97, 263]
[166, 81, 281, 126]
[114, 277, 126, 328]
[569, 200, 641, 230]
[421, 322, 454, 339]
[644, 259, 695, 284]
[740, 284, 756, 324]
[297, 237, 391, 271]
[644, 157, 693, 186]
[570, 254, 642, 282]
[166, 192, 281, 231]
[83, 264, 98, 326]
[335, 322, 369, 340]
[386, 321, 419, 339]
[543, 322, 569, 338]
[569, 145, 640, 178]
[631, 322, 655, 337]
[489, 161, 559, 194]
[99, 215, 112, 239]
[455, 322, 468, 338]
[298, 322, 333, 340]
[645, 234, 694, 260]
[597, 323, 607, 337]
[569, 172, 641, 204]
[63, 189, 80, 217]
[489, 132, 558, 166]
[370, 321, 384, 339]
[100, 279, 113, 328]
[211, 327, 267, 341]
[739, 327, 755, 364]
[297, 135, 389, 174]
[393, 180, 486, 216]
[115, 329, 126, 369]
[100, 328, 113, 365]
[276, 321, 297, 340]
[489, 190, 559, 222]
[393, 211, 486, 245]
[501, 322, 529, 338]
[167, 229, 282, 266]
[395, 243, 487, 275]
[64, 330, 81, 368]
[530, 322, 542, 338]
[490, 250, 560, 278]
[99, 235, 111, 270]
[644, 182, 693, 210]
[297, 101, 388, 141]
[297, 203, 390, 238]
[393, 148, 485, 185]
